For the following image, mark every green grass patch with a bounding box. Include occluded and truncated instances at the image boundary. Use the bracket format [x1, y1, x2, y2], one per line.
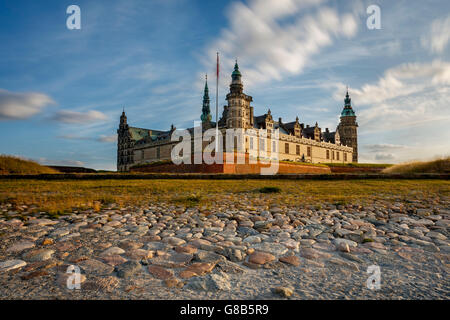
[323, 163, 392, 168]
[0, 178, 448, 213]
[279, 160, 329, 167]
[259, 186, 281, 194]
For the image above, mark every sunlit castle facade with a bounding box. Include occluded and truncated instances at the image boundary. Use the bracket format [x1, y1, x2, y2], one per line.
[117, 62, 357, 172]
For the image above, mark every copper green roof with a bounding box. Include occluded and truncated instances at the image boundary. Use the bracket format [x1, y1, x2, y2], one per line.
[341, 90, 356, 117]
[341, 108, 355, 116]
[129, 127, 169, 142]
[232, 61, 241, 77]
[201, 77, 212, 122]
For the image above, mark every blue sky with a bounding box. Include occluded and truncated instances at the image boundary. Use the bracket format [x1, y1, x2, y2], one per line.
[0, 0, 449, 170]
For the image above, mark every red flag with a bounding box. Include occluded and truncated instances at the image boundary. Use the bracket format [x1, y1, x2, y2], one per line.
[216, 52, 219, 78]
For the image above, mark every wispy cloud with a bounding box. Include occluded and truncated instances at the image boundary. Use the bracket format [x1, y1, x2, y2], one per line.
[203, 0, 358, 86]
[98, 134, 117, 143]
[363, 143, 409, 152]
[374, 153, 395, 161]
[332, 60, 450, 131]
[51, 110, 108, 124]
[421, 14, 450, 54]
[36, 157, 84, 167]
[58, 133, 117, 143]
[0, 89, 54, 120]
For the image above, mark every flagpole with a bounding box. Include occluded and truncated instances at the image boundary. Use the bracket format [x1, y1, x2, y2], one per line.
[215, 52, 219, 152]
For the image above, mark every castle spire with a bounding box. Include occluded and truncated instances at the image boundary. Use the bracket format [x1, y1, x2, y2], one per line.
[338, 87, 358, 162]
[201, 74, 212, 122]
[341, 87, 355, 117]
[229, 58, 243, 95]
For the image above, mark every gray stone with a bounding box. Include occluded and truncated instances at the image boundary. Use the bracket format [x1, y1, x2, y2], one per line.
[186, 272, 231, 291]
[7, 241, 35, 253]
[243, 235, 261, 243]
[237, 227, 259, 236]
[22, 249, 55, 262]
[194, 251, 226, 264]
[334, 238, 358, 248]
[217, 247, 246, 262]
[100, 246, 125, 257]
[163, 236, 186, 246]
[251, 242, 288, 256]
[426, 231, 447, 240]
[49, 228, 70, 238]
[327, 257, 359, 271]
[151, 252, 194, 268]
[215, 260, 245, 274]
[27, 219, 59, 226]
[0, 260, 27, 272]
[115, 261, 142, 278]
[78, 259, 114, 275]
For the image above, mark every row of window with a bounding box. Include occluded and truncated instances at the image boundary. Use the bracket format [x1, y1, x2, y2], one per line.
[249, 139, 349, 161]
[326, 150, 348, 161]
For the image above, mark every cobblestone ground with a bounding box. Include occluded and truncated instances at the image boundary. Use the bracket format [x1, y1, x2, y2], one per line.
[0, 194, 449, 300]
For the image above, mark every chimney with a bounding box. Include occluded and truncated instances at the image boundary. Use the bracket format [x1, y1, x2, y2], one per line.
[278, 117, 282, 124]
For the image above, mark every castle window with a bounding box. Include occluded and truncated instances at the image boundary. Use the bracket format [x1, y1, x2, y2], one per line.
[250, 137, 254, 150]
[307, 146, 311, 157]
[296, 145, 300, 155]
[260, 138, 265, 151]
[326, 150, 330, 159]
[344, 153, 347, 162]
[272, 141, 276, 153]
[332, 151, 335, 160]
[337, 152, 340, 160]
[285, 143, 289, 154]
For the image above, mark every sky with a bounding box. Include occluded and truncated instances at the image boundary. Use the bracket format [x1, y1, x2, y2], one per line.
[0, 0, 449, 170]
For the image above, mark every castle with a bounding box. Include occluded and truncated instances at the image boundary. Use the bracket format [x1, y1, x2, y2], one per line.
[117, 62, 358, 172]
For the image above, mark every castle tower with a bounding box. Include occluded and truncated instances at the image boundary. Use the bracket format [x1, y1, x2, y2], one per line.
[338, 89, 358, 162]
[225, 61, 253, 129]
[117, 109, 132, 171]
[200, 75, 212, 123]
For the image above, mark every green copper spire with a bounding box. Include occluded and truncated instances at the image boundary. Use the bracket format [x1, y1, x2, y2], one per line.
[201, 74, 212, 122]
[341, 87, 356, 117]
[231, 59, 241, 79]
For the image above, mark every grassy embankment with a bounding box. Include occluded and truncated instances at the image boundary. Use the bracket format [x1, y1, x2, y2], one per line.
[0, 155, 59, 175]
[382, 157, 450, 174]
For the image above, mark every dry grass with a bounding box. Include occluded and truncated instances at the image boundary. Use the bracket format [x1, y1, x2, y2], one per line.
[0, 178, 448, 215]
[382, 157, 450, 174]
[0, 155, 59, 175]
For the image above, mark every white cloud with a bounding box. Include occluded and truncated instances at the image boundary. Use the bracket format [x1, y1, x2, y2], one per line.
[36, 158, 84, 167]
[364, 144, 408, 152]
[58, 133, 117, 143]
[98, 134, 117, 143]
[0, 89, 54, 120]
[421, 14, 450, 54]
[51, 110, 108, 124]
[332, 60, 450, 131]
[203, 0, 358, 86]
[374, 153, 395, 161]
